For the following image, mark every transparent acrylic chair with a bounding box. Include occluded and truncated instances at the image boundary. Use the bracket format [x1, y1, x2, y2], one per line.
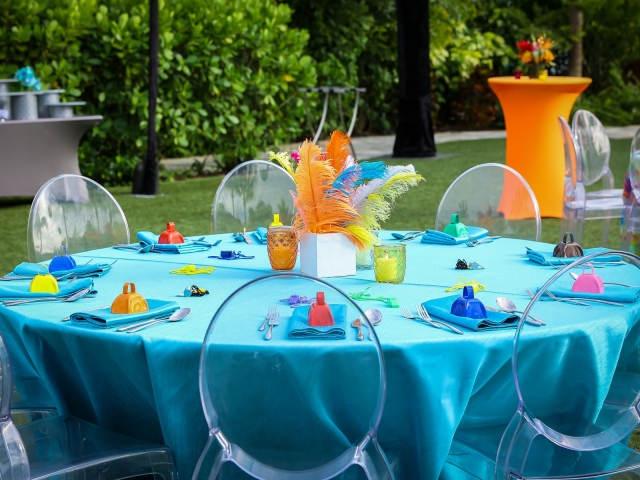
[622, 128, 640, 252]
[444, 250, 640, 479]
[435, 163, 541, 241]
[559, 117, 626, 245]
[27, 174, 130, 262]
[212, 160, 296, 233]
[572, 110, 622, 199]
[192, 273, 394, 480]
[0, 329, 177, 479]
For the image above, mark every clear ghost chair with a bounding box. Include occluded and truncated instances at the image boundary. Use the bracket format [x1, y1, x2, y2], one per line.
[622, 128, 640, 252]
[212, 160, 296, 233]
[572, 110, 622, 199]
[27, 174, 130, 262]
[559, 117, 626, 245]
[435, 163, 541, 241]
[0, 329, 177, 479]
[444, 250, 640, 480]
[192, 272, 394, 480]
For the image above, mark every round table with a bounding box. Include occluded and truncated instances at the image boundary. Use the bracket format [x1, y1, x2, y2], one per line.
[488, 76, 591, 218]
[0, 231, 637, 479]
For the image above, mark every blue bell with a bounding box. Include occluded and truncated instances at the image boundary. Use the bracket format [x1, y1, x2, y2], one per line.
[450, 286, 486, 319]
[49, 246, 76, 273]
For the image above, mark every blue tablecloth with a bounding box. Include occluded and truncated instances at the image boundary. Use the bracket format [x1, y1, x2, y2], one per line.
[1, 232, 639, 479]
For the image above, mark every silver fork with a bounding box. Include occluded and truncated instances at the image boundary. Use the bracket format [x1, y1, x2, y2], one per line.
[525, 289, 590, 307]
[264, 310, 280, 340]
[416, 304, 464, 335]
[259, 306, 276, 331]
[465, 235, 500, 247]
[400, 306, 440, 329]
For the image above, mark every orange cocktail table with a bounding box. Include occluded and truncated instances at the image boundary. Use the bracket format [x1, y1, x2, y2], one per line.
[488, 76, 591, 217]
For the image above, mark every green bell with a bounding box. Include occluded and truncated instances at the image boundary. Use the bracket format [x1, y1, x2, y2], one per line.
[443, 214, 469, 238]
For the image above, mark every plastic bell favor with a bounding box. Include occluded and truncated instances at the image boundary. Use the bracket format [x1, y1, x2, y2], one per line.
[111, 282, 149, 314]
[30, 265, 59, 294]
[158, 222, 185, 244]
[269, 214, 283, 227]
[553, 232, 584, 258]
[308, 292, 335, 327]
[450, 285, 486, 319]
[572, 264, 604, 294]
[49, 245, 77, 273]
[443, 214, 469, 238]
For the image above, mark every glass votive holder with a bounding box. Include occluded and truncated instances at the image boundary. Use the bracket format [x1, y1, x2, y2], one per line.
[267, 226, 297, 271]
[373, 244, 406, 284]
[356, 246, 374, 270]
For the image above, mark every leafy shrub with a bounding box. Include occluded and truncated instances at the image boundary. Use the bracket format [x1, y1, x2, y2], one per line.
[0, 0, 316, 185]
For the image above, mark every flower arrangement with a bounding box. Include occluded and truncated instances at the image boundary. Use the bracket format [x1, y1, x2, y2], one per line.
[269, 131, 424, 250]
[516, 35, 555, 79]
[14, 67, 41, 91]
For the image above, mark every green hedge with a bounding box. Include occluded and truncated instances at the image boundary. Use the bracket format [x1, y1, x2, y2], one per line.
[0, 0, 316, 185]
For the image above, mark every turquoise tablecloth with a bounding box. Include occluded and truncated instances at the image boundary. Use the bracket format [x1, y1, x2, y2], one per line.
[1, 231, 639, 479]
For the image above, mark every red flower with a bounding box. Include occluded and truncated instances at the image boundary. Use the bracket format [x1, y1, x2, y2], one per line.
[517, 40, 534, 52]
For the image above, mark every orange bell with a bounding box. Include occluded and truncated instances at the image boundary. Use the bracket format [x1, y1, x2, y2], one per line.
[111, 282, 149, 314]
[308, 292, 335, 327]
[158, 222, 185, 244]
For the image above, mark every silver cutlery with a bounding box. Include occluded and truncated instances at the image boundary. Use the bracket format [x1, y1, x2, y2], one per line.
[2, 288, 91, 306]
[416, 304, 464, 334]
[62, 305, 110, 322]
[401, 306, 440, 329]
[264, 310, 280, 340]
[123, 308, 191, 333]
[495, 297, 545, 326]
[526, 289, 591, 307]
[351, 319, 364, 340]
[364, 308, 383, 340]
[569, 271, 637, 288]
[259, 306, 276, 331]
[465, 235, 501, 247]
[393, 231, 423, 241]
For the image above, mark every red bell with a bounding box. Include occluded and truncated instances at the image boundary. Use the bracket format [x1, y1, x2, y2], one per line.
[158, 222, 185, 244]
[308, 292, 335, 327]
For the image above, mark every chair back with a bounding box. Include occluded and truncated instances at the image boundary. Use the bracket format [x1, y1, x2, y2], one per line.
[212, 160, 295, 234]
[0, 331, 30, 479]
[560, 117, 587, 208]
[435, 163, 541, 241]
[192, 273, 393, 480]
[572, 110, 611, 186]
[496, 250, 640, 479]
[629, 128, 640, 197]
[27, 174, 130, 262]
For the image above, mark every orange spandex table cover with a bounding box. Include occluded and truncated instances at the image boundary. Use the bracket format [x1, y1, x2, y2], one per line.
[488, 76, 591, 218]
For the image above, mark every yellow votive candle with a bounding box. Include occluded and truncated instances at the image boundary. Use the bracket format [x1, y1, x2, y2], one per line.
[375, 254, 398, 283]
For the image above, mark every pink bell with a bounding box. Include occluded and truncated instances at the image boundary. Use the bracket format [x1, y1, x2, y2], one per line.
[571, 264, 604, 294]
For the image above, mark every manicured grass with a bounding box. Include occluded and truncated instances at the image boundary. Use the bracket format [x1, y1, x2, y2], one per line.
[0, 137, 632, 276]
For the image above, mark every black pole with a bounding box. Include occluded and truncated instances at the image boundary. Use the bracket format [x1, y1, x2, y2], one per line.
[393, 0, 436, 158]
[132, 0, 159, 194]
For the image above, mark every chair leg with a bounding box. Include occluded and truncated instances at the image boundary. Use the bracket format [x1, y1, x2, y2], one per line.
[356, 437, 395, 480]
[495, 408, 539, 480]
[192, 436, 227, 480]
[601, 216, 612, 247]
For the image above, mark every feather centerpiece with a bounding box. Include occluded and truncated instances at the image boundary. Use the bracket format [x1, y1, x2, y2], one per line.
[268, 130, 424, 250]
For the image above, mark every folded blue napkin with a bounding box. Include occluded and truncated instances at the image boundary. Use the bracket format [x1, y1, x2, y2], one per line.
[0, 278, 95, 301]
[535, 277, 640, 303]
[7, 262, 112, 279]
[135, 232, 213, 254]
[422, 295, 519, 331]
[252, 227, 268, 244]
[70, 299, 180, 328]
[525, 247, 623, 266]
[288, 304, 347, 340]
[421, 226, 489, 245]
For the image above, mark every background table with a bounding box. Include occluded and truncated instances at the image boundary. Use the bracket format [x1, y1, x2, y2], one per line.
[488, 77, 591, 218]
[1, 231, 638, 479]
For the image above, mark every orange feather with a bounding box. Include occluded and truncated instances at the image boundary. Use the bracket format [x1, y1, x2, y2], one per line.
[325, 130, 351, 174]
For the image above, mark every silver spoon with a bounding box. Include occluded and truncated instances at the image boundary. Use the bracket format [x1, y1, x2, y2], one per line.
[496, 297, 546, 326]
[365, 308, 383, 340]
[351, 319, 364, 340]
[569, 271, 637, 288]
[123, 308, 191, 333]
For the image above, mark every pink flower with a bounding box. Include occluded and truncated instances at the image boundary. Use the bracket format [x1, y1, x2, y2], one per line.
[291, 151, 300, 163]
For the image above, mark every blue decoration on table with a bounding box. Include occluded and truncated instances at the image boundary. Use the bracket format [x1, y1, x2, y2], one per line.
[133, 231, 213, 254]
[450, 286, 487, 319]
[288, 304, 347, 340]
[208, 251, 254, 260]
[331, 161, 386, 193]
[70, 299, 179, 329]
[525, 247, 623, 266]
[48, 246, 77, 273]
[422, 295, 518, 331]
[0, 278, 95, 301]
[253, 227, 268, 244]
[421, 226, 489, 245]
[14, 67, 41, 91]
[6, 262, 112, 280]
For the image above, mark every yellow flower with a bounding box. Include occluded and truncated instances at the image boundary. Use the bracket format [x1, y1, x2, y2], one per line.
[520, 51, 533, 63]
[540, 38, 553, 50]
[543, 49, 555, 62]
[283, 74, 294, 82]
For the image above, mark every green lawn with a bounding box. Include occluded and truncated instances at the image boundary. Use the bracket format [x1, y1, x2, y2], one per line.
[0, 137, 632, 276]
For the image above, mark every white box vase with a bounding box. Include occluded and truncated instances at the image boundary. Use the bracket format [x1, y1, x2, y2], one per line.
[300, 232, 356, 278]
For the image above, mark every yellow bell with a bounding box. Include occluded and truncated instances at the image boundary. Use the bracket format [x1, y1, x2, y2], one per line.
[111, 282, 149, 314]
[30, 265, 59, 294]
